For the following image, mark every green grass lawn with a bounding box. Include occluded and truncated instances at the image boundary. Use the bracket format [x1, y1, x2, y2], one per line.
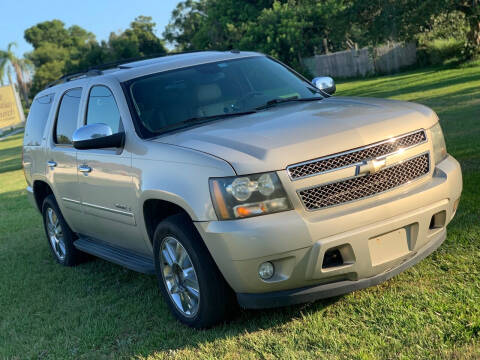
[1, 63, 479, 359]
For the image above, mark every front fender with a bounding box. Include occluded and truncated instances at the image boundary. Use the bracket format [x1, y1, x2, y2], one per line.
[134, 142, 236, 222]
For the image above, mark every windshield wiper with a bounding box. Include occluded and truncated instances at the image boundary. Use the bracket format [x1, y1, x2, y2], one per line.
[182, 110, 258, 124]
[255, 96, 322, 110]
[154, 110, 258, 135]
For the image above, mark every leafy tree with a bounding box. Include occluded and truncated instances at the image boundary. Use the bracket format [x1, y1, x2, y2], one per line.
[25, 16, 167, 98]
[241, 0, 346, 70]
[164, 0, 346, 72]
[164, 0, 278, 50]
[24, 20, 95, 95]
[24, 20, 71, 49]
[109, 16, 167, 59]
[163, 0, 207, 51]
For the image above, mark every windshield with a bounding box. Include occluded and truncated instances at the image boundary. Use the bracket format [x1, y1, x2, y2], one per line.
[126, 56, 322, 138]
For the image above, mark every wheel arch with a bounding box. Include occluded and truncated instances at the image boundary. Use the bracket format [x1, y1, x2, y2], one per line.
[142, 193, 207, 247]
[32, 180, 54, 212]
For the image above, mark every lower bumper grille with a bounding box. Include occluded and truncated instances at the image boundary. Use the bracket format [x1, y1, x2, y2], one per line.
[299, 153, 430, 210]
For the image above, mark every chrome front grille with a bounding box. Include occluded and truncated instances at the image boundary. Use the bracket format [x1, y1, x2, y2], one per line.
[298, 153, 430, 210]
[288, 130, 427, 180]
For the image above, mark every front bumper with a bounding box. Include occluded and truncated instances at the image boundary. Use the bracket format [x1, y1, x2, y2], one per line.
[237, 229, 445, 309]
[195, 155, 462, 308]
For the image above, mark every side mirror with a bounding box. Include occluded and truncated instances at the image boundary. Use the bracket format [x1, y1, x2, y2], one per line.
[72, 123, 125, 150]
[312, 76, 336, 95]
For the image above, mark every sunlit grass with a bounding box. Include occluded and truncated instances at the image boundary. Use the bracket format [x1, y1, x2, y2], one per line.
[0, 62, 479, 359]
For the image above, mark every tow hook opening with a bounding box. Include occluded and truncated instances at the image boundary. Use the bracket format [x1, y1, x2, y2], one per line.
[429, 210, 446, 230]
[322, 249, 344, 268]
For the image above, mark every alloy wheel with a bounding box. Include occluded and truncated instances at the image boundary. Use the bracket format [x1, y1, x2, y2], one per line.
[160, 236, 200, 317]
[46, 207, 66, 261]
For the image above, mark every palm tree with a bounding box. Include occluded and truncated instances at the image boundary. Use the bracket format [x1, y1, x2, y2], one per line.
[0, 42, 32, 106]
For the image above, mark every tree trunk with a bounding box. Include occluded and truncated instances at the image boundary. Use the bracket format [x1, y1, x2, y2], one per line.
[12, 62, 29, 107]
[467, 19, 480, 54]
[6, 68, 13, 86]
[323, 38, 329, 54]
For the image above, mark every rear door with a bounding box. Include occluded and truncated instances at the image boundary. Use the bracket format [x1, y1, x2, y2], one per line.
[23, 93, 55, 186]
[46, 87, 83, 231]
[75, 84, 145, 253]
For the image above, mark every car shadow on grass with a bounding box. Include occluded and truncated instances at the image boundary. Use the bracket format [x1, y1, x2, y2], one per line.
[0, 144, 23, 174]
[72, 254, 343, 357]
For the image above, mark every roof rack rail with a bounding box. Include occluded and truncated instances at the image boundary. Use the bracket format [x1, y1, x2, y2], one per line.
[45, 69, 103, 89]
[90, 50, 215, 70]
[44, 50, 223, 89]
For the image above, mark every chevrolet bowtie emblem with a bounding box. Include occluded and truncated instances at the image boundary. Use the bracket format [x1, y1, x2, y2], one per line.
[356, 158, 387, 176]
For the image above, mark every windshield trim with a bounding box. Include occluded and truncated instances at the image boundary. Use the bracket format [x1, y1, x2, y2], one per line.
[121, 55, 322, 139]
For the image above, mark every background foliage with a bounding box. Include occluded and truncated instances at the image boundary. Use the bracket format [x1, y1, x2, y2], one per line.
[1, 0, 478, 101]
[23, 16, 166, 95]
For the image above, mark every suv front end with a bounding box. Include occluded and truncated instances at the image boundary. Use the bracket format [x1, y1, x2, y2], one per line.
[196, 123, 462, 308]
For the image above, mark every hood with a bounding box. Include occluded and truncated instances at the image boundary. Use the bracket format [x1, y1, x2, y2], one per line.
[152, 97, 438, 175]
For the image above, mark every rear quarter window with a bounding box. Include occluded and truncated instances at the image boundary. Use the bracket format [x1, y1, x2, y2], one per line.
[24, 94, 55, 146]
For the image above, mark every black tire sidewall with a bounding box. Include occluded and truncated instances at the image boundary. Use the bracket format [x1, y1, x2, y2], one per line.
[42, 195, 79, 266]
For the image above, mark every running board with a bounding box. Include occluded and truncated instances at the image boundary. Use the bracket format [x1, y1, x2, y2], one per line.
[74, 237, 155, 274]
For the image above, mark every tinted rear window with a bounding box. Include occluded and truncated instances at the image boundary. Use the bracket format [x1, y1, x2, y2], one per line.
[24, 94, 54, 146]
[54, 88, 82, 145]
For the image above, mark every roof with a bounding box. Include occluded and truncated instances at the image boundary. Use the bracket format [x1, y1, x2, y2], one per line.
[41, 51, 263, 94]
[111, 50, 262, 82]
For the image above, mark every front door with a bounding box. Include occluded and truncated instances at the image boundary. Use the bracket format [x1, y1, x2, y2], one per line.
[75, 85, 145, 253]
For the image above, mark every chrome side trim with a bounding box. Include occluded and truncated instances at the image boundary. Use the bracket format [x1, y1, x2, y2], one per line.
[82, 202, 135, 217]
[62, 197, 81, 205]
[297, 152, 431, 211]
[287, 129, 427, 180]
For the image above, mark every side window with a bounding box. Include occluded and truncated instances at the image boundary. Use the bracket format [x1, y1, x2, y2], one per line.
[86, 86, 122, 133]
[24, 94, 54, 146]
[55, 88, 82, 145]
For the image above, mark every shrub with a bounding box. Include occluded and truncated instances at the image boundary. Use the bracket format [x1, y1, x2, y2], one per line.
[417, 38, 466, 66]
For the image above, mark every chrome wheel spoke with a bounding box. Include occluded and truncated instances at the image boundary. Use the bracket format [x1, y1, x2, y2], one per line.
[185, 290, 198, 309]
[55, 241, 61, 255]
[161, 249, 174, 266]
[177, 246, 188, 268]
[170, 283, 179, 294]
[179, 291, 191, 312]
[57, 239, 66, 257]
[165, 239, 178, 263]
[47, 222, 55, 235]
[46, 207, 66, 261]
[160, 236, 200, 318]
[184, 283, 199, 299]
[47, 208, 54, 225]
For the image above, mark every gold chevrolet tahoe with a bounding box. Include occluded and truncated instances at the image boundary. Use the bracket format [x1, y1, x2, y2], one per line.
[22, 51, 462, 328]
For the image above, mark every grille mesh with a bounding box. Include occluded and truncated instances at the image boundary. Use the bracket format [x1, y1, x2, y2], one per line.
[299, 153, 430, 210]
[288, 130, 426, 179]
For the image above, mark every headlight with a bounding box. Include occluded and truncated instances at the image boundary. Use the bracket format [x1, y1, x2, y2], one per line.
[430, 122, 447, 165]
[209, 172, 293, 220]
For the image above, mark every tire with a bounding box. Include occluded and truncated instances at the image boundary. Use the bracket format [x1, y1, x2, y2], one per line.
[153, 213, 236, 328]
[42, 194, 83, 266]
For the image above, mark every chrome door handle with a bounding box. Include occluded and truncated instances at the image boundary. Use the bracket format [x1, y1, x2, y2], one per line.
[47, 161, 57, 168]
[78, 165, 92, 173]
